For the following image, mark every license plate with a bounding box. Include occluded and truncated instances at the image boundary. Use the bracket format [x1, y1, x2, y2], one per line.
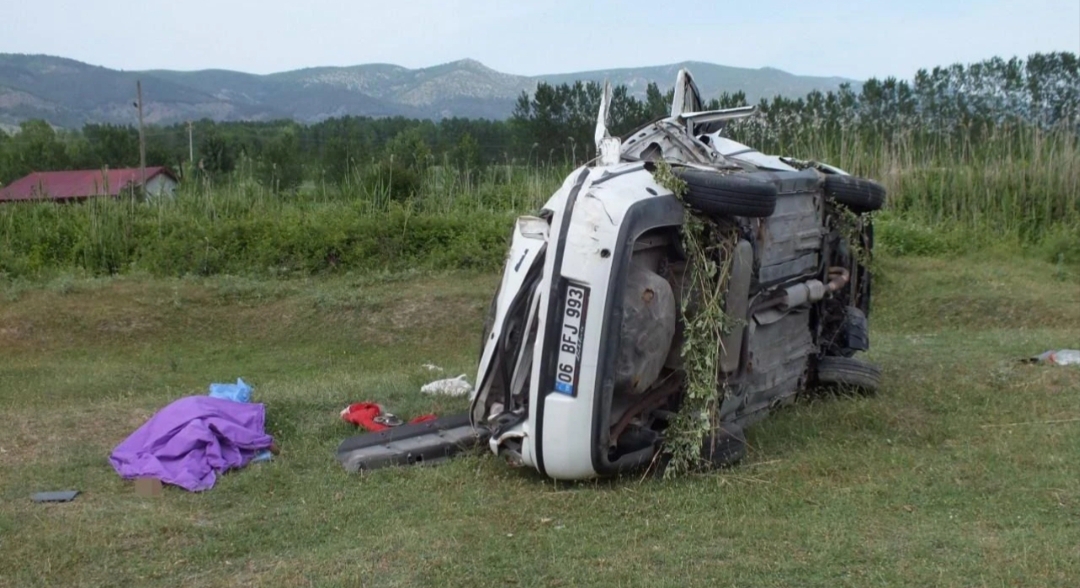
[554, 283, 589, 396]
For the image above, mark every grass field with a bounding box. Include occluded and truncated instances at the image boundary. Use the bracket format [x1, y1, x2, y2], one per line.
[1, 254, 1079, 587]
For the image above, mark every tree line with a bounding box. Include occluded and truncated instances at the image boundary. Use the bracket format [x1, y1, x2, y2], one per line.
[0, 52, 1075, 190]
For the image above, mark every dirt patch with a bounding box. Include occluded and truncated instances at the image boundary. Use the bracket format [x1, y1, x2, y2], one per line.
[0, 320, 33, 341]
[96, 316, 162, 334]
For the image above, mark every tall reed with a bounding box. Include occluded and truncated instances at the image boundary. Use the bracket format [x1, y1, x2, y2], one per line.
[2, 128, 1077, 278]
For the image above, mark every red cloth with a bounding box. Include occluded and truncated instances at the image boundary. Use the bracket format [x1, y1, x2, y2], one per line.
[340, 402, 437, 431]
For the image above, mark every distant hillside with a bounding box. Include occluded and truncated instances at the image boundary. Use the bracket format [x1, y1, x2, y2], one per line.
[0, 54, 861, 127]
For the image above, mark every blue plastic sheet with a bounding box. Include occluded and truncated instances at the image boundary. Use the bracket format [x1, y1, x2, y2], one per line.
[208, 378, 252, 403]
[207, 378, 272, 463]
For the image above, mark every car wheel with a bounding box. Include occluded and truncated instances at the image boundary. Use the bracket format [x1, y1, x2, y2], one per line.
[815, 356, 882, 394]
[676, 169, 778, 218]
[823, 175, 886, 213]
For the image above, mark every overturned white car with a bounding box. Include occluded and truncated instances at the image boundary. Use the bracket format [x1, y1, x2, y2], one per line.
[469, 70, 885, 480]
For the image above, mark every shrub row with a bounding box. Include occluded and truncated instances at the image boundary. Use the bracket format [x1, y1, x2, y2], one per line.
[1, 200, 515, 278]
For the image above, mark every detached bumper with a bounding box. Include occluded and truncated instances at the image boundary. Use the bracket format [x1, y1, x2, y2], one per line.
[336, 414, 489, 472]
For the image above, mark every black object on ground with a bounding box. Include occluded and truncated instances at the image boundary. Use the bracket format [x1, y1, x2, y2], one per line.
[336, 413, 490, 473]
[701, 422, 747, 468]
[31, 490, 80, 503]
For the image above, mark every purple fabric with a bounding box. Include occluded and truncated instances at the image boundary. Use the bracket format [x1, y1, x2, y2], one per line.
[110, 396, 274, 492]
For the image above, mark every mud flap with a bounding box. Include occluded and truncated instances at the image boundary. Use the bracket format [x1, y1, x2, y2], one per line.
[720, 239, 753, 373]
[336, 413, 490, 473]
[841, 306, 870, 353]
[701, 421, 747, 468]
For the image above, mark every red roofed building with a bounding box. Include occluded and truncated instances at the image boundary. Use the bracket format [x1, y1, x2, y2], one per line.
[0, 167, 178, 203]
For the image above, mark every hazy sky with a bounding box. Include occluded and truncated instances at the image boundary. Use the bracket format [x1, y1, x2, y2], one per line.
[3, 0, 1078, 80]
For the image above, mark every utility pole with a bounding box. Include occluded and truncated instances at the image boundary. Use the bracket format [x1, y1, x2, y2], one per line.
[187, 121, 194, 165]
[136, 80, 147, 192]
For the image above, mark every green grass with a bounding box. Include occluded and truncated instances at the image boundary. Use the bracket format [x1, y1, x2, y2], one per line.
[1, 254, 1079, 587]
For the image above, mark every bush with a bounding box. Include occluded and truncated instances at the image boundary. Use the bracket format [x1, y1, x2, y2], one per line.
[1037, 225, 1080, 265]
[358, 162, 423, 203]
[2, 145, 1078, 281]
[0, 195, 514, 279]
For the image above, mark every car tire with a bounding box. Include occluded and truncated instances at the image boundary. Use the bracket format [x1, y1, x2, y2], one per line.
[823, 175, 886, 213]
[815, 356, 882, 394]
[676, 169, 778, 218]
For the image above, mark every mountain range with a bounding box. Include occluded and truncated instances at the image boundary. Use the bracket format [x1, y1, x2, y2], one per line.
[0, 54, 860, 128]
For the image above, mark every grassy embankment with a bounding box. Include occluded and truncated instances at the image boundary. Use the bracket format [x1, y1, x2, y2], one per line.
[1, 254, 1078, 587]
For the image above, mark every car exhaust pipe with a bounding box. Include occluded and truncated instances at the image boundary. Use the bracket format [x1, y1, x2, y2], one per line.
[777, 267, 851, 311]
[826, 266, 850, 292]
